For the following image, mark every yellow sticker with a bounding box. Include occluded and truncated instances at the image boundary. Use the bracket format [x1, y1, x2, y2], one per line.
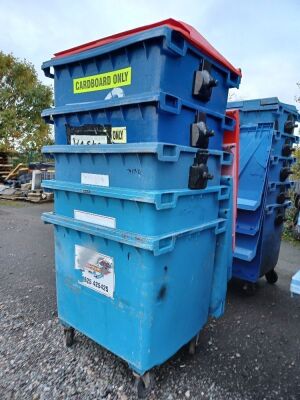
[112, 127, 127, 143]
[73, 67, 131, 94]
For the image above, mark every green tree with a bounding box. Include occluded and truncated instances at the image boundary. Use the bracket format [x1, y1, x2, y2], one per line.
[0, 52, 53, 153]
[292, 147, 300, 180]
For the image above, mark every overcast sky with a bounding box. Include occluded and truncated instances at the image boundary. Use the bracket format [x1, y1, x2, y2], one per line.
[0, 0, 299, 107]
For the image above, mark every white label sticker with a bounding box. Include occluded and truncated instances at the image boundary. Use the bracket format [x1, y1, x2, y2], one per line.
[111, 127, 127, 143]
[74, 210, 116, 229]
[71, 135, 108, 145]
[81, 173, 109, 187]
[75, 245, 114, 298]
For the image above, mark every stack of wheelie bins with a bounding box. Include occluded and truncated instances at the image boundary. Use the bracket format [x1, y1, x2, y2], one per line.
[41, 19, 241, 395]
[228, 98, 299, 294]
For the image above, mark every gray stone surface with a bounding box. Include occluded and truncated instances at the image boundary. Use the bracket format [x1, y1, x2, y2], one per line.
[0, 202, 299, 399]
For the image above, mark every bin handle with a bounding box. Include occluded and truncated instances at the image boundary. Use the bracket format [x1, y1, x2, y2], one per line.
[226, 71, 241, 89]
[154, 218, 225, 255]
[164, 29, 187, 57]
[222, 115, 235, 131]
[221, 152, 233, 166]
[156, 237, 176, 255]
[268, 181, 294, 191]
[266, 201, 292, 214]
[43, 66, 54, 79]
[159, 93, 182, 114]
[156, 144, 181, 162]
[156, 192, 177, 209]
[218, 187, 230, 201]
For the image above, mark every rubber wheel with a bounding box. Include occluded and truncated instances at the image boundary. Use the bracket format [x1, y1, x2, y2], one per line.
[134, 372, 153, 399]
[188, 334, 199, 355]
[242, 282, 256, 296]
[265, 269, 278, 284]
[64, 328, 75, 347]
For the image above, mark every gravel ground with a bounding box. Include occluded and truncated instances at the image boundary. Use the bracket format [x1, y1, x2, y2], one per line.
[0, 202, 300, 400]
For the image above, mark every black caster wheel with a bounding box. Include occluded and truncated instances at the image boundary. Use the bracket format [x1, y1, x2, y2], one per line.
[134, 371, 153, 399]
[188, 333, 200, 355]
[64, 327, 75, 347]
[265, 269, 278, 284]
[242, 282, 256, 296]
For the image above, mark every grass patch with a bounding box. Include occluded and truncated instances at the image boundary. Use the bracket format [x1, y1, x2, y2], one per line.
[282, 206, 300, 245]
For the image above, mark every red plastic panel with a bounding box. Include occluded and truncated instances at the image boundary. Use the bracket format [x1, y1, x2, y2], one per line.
[223, 109, 240, 146]
[54, 18, 241, 77]
[222, 109, 240, 249]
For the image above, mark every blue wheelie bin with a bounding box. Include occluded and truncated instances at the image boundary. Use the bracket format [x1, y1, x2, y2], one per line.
[228, 98, 299, 293]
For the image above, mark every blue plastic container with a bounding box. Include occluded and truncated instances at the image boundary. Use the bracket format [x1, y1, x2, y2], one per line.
[42, 25, 240, 111]
[42, 180, 229, 236]
[42, 92, 235, 149]
[42, 143, 232, 190]
[228, 97, 299, 134]
[42, 211, 226, 374]
[230, 97, 298, 284]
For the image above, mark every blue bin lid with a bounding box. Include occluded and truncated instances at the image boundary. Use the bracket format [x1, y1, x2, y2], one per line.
[228, 97, 299, 118]
[50, 18, 241, 78]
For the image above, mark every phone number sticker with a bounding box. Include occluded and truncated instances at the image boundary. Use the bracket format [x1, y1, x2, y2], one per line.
[75, 244, 114, 298]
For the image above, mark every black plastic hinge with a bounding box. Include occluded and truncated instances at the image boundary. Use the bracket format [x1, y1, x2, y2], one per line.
[279, 167, 293, 182]
[281, 140, 295, 157]
[188, 150, 214, 189]
[193, 60, 218, 102]
[284, 114, 298, 134]
[190, 112, 215, 149]
[277, 191, 290, 204]
[274, 211, 287, 226]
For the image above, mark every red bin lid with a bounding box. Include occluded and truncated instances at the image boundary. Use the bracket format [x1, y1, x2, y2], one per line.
[54, 18, 241, 77]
